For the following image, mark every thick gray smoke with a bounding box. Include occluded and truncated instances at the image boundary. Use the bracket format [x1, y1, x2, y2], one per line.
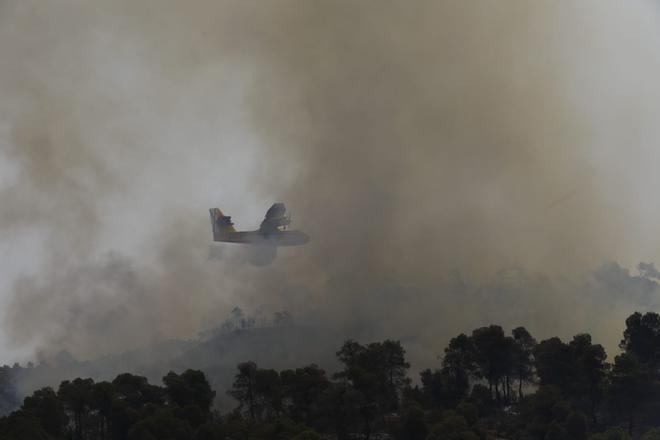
[1, 0, 660, 376]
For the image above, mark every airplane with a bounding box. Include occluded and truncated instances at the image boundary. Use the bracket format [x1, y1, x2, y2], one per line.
[209, 203, 310, 248]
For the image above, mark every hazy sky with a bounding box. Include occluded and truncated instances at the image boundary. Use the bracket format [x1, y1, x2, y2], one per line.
[1, 1, 660, 366]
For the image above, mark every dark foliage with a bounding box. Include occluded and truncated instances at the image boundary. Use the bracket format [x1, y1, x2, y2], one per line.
[5, 313, 660, 439]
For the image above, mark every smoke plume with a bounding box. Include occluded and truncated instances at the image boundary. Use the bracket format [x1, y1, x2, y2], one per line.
[2, 0, 660, 374]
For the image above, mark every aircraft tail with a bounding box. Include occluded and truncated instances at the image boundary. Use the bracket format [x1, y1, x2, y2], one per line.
[209, 208, 236, 240]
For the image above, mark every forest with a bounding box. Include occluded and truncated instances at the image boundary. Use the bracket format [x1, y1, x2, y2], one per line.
[3, 312, 660, 439]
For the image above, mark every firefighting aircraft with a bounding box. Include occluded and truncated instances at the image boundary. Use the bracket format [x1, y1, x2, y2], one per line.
[210, 203, 310, 248]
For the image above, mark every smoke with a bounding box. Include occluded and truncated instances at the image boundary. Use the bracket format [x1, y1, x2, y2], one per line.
[2, 0, 660, 374]
[234, 0, 660, 358]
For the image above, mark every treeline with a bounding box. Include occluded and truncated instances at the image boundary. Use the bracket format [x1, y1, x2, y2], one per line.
[0, 370, 221, 440]
[5, 312, 660, 439]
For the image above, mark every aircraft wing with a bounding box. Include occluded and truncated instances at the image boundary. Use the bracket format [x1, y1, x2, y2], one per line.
[265, 203, 286, 219]
[260, 203, 290, 232]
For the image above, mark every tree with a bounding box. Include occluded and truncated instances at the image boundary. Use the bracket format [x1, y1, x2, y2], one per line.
[164, 370, 216, 418]
[0, 412, 51, 440]
[641, 428, 660, 440]
[502, 335, 516, 403]
[335, 339, 410, 438]
[607, 353, 651, 436]
[228, 363, 283, 421]
[588, 427, 631, 440]
[420, 369, 446, 408]
[545, 421, 568, 440]
[291, 430, 322, 440]
[244, 417, 311, 440]
[516, 384, 563, 439]
[112, 373, 164, 408]
[397, 405, 428, 440]
[127, 408, 192, 440]
[281, 364, 330, 426]
[253, 368, 283, 419]
[0, 367, 19, 416]
[316, 382, 364, 440]
[193, 421, 227, 440]
[469, 384, 496, 417]
[565, 411, 588, 440]
[619, 312, 660, 366]
[228, 361, 258, 420]
[378, 340, 412, 409]
[534, 338, 573, 391]
[109, 373, 163, 439]
[511, 326, 536, 400]
[336, 340, 410, 401]
[21, 387, 67, 438]
[91, 381, 115, 436]
[472, 326, 511, 401]
[58, 378, 95, 440]
[428, 410, 479, 440]
[273, 311, 293, 327]
[440, 334, 475, 404]
[335, 340, 380, 439]
[569, 334, 607, 423]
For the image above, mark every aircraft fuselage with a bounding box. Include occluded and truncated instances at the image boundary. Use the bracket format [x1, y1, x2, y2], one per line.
[215, 230, 310, 247]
